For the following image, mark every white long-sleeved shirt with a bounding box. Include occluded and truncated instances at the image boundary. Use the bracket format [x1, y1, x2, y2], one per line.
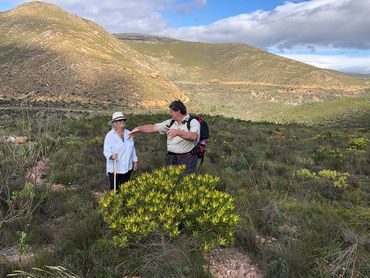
[103, 128, 138, 175]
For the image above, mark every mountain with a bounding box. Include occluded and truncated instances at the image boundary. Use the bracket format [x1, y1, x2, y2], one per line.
[115, 33, 180, 43]
[345, 72, 370, 81]
[0, 2, 185, 108]
[117, 34, 369, 121]
[117, 34, 365, 86]
[0, 2, 368, 123]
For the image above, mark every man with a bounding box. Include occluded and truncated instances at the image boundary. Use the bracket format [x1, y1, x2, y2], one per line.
[129, 100, 200, 174]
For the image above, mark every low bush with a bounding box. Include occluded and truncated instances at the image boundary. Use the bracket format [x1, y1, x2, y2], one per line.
[347, 137, 369, 152]
[100, 166, 239, 251]
[295, 168, 350, 200]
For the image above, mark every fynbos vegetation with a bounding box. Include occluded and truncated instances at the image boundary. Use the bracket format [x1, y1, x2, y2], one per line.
[1, 110, 369, 277]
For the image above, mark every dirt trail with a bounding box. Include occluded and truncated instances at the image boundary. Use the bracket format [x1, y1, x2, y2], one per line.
[207, 248, 263, 278]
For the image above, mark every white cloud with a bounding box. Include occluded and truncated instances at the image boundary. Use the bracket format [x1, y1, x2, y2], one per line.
[157, 0, 370, 51]
[176, 0, 207, 14]
[279, 53, 370, 73]
[8, 0, 177, 33]
[9, 0, 370, 50]
[7, 0, 370, 72]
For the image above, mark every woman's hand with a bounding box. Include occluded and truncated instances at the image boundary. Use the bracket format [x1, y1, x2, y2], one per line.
[128, 127, 140, 139]
[111, 153, 118, 160]
[133, 161, 138, 171]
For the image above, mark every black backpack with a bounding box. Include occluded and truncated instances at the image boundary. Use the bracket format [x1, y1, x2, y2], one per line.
[168, 115, 209, 165]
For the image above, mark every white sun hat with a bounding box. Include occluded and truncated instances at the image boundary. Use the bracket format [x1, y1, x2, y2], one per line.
[108, 112, 126, 125]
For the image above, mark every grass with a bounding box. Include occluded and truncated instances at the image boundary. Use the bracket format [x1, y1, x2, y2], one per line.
[275, 93, 370, 126]
[1, 109, 369, 277]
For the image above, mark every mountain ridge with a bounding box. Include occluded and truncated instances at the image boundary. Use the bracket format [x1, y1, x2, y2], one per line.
[116, 33, 365, 87]
[1, 2, 368, 123]
[116, 33, 369, 121]
[0, 1, 185, 107]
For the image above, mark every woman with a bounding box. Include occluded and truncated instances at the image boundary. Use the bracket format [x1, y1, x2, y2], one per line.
[103, 112, 138, 192]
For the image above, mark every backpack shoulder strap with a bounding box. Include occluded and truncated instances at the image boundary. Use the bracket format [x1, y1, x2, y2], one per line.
[166, 119, 176, 128]
[186, 115, 197, 131]
[167, 116, 197, 130]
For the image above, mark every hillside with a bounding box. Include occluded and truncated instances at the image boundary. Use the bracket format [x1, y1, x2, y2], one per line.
[266, 90, 370, 126]
[0, 2, 368, 123]
[118, 34, 365, 86]
[115, 33, 180, 43]
[0, 2, 185, 108]
[117, 34, 369, 121]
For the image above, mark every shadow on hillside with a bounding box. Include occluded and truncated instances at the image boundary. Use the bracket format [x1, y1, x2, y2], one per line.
[0, 42, 135, 105]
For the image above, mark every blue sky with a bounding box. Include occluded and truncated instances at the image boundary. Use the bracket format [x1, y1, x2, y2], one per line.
[2, 0, 370, 73]
[162, 1, 309, 27]
[0, 2, 14, 10]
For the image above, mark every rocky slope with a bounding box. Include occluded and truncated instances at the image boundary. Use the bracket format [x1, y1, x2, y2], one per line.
[0, 2, 185, 108]
[119, 34, 366, 87]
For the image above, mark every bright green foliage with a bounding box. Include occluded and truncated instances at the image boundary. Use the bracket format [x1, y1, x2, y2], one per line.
[296, 168, 350, 189]
[318, 169, 350, 188]
[295, 168, 318, 181]
[100, 166, 239, 250]
[16, 230, 29, 258]
[11, 182, 35, 201]
[7, 183, 36, 223]
[347, 137, 369, 152]
[312, 146, 344, 165]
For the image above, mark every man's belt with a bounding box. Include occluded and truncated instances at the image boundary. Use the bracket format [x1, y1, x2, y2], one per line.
[167, 151, 195, 158]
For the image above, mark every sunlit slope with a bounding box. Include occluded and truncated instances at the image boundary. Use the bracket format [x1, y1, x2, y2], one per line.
[117, 34, 369, 124]
[119, 34, 365, 87]
[0, 2, 185, 107]
[272, 90, 370, 126]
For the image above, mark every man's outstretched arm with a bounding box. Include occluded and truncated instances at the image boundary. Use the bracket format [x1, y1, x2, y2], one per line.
[128, 124, 160, 138]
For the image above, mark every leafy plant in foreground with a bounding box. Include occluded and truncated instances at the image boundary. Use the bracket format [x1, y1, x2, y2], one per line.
[100, 166, 239, 250]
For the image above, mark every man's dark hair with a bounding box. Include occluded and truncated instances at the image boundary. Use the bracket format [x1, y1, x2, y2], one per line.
[169, 100, 187, 115]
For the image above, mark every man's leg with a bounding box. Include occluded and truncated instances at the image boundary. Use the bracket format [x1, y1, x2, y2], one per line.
[167, 154, 198, 174]
[166, 154, 178, 166]
[179, 155, 198, 175]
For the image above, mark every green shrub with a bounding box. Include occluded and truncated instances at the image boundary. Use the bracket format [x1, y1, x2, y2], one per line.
[318, 169, 350, 188]
[295, 168, 318, 181]
[1, 183, 36, 230]
[312, 146, 344, 169]
[347, 137, 369, 152]
[37, 134, 61, 157]
[100, 166, 239, 250]
[295, 168, 350, 200]
[222, 140, 236, 155]
[25, 223, 53, 245]
[235, 148, 262, 170]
